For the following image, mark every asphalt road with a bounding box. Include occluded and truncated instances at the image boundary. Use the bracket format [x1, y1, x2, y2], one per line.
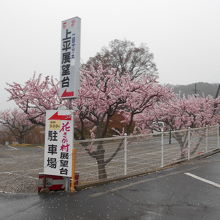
[1, 152, 220, 220]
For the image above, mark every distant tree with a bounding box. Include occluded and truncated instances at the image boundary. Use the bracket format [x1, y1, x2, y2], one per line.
[83, 39, 158, 80]
[0, 126, 11, 144]
[0, 109, 35, 144]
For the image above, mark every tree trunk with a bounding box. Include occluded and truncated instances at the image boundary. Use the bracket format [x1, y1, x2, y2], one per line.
[18, 136, 24, 144]
[190, 136, 203, 156]
[180, 144, 186, 159]
[97, 158, 107, 179]
[96, 143, 107, 179]
[173, 132, 187, 159]
[169, 130, 172, 144]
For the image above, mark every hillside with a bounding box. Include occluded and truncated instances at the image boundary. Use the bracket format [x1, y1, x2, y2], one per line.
[167, 82, 220, 97]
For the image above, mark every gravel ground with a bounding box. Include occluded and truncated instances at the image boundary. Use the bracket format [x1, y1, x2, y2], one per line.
[0, 145, 44, 193]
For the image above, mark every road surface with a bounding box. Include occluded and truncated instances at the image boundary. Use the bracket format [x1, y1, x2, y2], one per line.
[0, 152, 220, 219]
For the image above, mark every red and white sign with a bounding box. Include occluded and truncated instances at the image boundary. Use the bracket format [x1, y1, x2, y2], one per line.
[60, 17, 81, 99]
[44, 110, 74, 177]
[38, 172, 79, 192]
[38, 173, 65, 192]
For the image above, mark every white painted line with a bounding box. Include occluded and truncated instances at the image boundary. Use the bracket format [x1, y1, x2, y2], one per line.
[184, 172, 220, 188]
[0, 191, 12, 194]
[0, 168, 42, 174]
[0, 172, 13, 175]
[37, 146, 44, 149]
[7, 145, 18, 151]
[0, 171, 39, 180]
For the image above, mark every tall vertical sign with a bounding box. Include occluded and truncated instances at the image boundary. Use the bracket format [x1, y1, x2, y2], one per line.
[44, 110, 74, 177]
[60, 17, 81, 99]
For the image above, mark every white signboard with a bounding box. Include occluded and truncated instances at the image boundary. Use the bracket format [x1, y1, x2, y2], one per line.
[60, 17, 81, 99]
[44, 110, 74, 177]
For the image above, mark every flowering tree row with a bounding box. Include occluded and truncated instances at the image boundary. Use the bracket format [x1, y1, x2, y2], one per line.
[4, 37, 220, 178]
[135, 95, 220, 157]
[6, 65, 171, 178]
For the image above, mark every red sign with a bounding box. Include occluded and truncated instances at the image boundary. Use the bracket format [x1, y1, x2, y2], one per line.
[61, 89, 74, 98]
[48, 112, 72, 121]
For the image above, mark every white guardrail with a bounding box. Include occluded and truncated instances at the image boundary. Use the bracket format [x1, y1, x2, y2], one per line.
[75, 125, 220, 186]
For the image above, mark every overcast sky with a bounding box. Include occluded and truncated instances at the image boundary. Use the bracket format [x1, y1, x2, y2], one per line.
[0, 0, 220, 109]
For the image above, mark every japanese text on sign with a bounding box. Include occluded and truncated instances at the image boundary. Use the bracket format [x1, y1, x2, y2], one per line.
[60, 17, 81, 99]
[44, 110, 73, 177]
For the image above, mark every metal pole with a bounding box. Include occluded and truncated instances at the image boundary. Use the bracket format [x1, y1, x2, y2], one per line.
[70, 148, 77, 192]
[161, 128, 164, 167]
[188, 127, 191, 160]
[169, 129, 172, 144]
[64, 177, 70, 191]
[124, 133, 127, 176]
[69, 98, 77, 193]
[205, 126, 208, 153]
[217, 124, 220, 149]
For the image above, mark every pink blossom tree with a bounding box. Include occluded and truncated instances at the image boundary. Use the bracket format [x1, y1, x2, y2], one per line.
[6, 66, 172, 179]
[0, 109, 35, 144]
[135, 95, 220, 158]
[75, 66, 171, 178]
[6, 74, 62, 126]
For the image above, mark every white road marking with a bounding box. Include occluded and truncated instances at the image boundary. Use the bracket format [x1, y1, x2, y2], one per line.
[184, 172, 220, 188]
[37, 146, 44, 149]
[0, 172, 13, 175]
[6, 145, 18, 150]
[0, 168, 42, 174]
[0, 191, 12, 194]
[0, 171, 39, 180]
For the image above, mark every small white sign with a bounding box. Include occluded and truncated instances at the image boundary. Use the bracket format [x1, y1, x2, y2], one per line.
[60, 17, 81, 99]
[44, 110, 74, 177]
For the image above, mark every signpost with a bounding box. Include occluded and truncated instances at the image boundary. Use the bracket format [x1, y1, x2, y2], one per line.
[60, 16, 81, 192]
[60, 17, 81, 99]
[44, 110, 74, 177]
[42, 16, 81, 193]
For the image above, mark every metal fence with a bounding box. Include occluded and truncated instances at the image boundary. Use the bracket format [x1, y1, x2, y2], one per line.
[0, 125, 219, 193]
[75, 125, 220, 187]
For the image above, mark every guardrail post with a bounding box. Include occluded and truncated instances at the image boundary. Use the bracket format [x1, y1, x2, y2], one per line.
[124, 133, 127, 176]
[161, 128, 164, 167]
[205, 125, 208, 153]
[217, 125, 220, 149]
[65, 177, 70, 191]
[188, 127, 191, 160]
[169, 129, 172, 144]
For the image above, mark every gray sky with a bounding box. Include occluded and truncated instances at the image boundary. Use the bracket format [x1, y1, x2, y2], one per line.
[0, 0, 220, 110]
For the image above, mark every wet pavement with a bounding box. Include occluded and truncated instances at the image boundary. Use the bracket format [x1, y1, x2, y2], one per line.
[1, 152, 220, 220]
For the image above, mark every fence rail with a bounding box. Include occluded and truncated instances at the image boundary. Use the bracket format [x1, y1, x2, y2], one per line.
[75, 125, 220, 187]
[0, 125, 219, 193]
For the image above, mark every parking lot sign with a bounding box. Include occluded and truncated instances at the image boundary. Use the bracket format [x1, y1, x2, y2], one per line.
[44, 110, 74, 177]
